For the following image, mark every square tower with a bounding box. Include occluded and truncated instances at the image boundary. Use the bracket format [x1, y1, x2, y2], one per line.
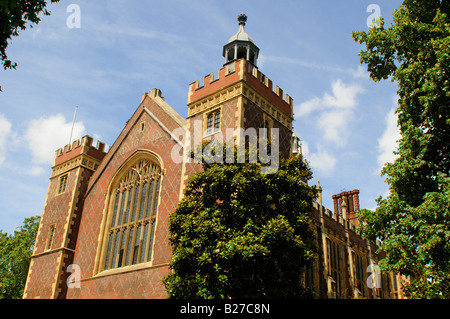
[23, 136, 107, 299]
[187, 59, 294, 154]
[180, 15, 296, 194]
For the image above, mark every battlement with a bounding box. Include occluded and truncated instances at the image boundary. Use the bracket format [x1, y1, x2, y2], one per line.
[245, 61, 293, 116]
[313, 201, 358, 232]
[54, 135, 107, 167]
[188, 59, 293, 117]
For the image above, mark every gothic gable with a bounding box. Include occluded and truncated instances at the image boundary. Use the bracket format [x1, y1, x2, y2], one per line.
[65, 89, 185, 298]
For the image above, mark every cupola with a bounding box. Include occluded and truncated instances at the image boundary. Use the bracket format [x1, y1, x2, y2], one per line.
[223, 14, 260, 67]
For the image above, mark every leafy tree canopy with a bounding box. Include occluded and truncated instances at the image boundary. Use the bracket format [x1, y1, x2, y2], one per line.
[0, 0, 60, 70]
[163, 141, 318, 298]
[0, 216, 40, 299]
[352, 0, 450, 298]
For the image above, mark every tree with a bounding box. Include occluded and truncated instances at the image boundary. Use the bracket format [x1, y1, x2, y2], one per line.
[163, 141, 318, 298]
[0, 216, 40, 299]
[0, 0, 60, 70]
[352, 0, 450, 298]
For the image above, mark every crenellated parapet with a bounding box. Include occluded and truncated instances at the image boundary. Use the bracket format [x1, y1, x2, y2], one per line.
[187, 59, 293, 128]
[51, 135, 107, 177]
[244, 61, 293, 117]
[187, 58, 244, 106]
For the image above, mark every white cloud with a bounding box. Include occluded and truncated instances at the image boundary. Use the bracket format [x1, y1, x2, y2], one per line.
[24, 114, 85, 166]
[295, 96, 322, 117]
[352, 65, 370, 80]
[377, 105, 401, 172]
[318, 109, 352, 145]
[306, 146, 337, 177]
[261, 55, 354, 75]
[302, 141, 337, 177]
[92, 23, 183, 44]
[295, 79, 364, 146]
[293, 79, 365, 177]
[28, 166, 46, 176]
[323, 79, 363, 109]
[301, 139, 310, 157]
[296, 79, 363, 117]
[0, 114, 12, 165]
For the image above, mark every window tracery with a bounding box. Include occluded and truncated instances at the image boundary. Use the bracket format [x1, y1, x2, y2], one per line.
[103, 157, 162, 271]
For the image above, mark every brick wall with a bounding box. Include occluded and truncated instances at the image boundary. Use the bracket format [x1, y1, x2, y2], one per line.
[243, 98, 292, 159]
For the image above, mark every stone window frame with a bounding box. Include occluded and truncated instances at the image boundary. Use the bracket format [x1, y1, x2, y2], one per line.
[352, 250, 367, 298]
[56, 174, 68, 195]
[95, 150, 164, 276]
[45, 224, 56, 251]
[326, 237, 345, 299]
[203, 106, 222, 137]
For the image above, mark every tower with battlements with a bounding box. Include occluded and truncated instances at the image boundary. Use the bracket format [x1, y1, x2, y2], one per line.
[181, 14, 295, 192]
[23, 136, 107, 298]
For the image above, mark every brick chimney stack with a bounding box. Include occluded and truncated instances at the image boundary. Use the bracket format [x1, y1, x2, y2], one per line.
[332, 189, 360, 228]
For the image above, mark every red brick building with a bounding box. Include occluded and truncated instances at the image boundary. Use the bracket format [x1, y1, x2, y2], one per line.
[23, 14, 403, 299]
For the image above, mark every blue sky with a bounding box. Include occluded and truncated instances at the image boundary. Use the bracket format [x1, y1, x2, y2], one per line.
[0, 0, 403, 234]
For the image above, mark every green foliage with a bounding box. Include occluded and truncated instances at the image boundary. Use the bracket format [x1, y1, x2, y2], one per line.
[0, 216, 40, 299]
[0, 0, 60, 70]
[163, 141, 317, 298]
[353, 0, 450, 298]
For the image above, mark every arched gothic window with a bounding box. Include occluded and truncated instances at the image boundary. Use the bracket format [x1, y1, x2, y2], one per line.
[102, 155, 162, 271]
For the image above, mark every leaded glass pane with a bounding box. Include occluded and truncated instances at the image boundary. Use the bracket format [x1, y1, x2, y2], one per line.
[147, 222, 156, 262]
[130, 184, 140, 222]
[206, 113, 213, 135]
[110, 192, 120, 228]
[117, 190, 127, 226]
[145, 180, 155, 219]
[104, 232, 114, 270]
[125, 226, 134, 266]
[118, 229, 127, 267]
[132, 225, 142, 265]
[214, 111, 220, 132]
[138, 182, 147, 220]
[111, 230, 121, 269]
[123, 189, 132, 224]
[140, 223, 150, 264]
[152, 178, 161, 217]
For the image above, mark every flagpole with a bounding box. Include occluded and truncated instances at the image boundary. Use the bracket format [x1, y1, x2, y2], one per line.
[69, 106, 78, 147]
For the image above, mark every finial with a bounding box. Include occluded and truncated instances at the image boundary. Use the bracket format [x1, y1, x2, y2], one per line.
[237, 13, 247, 26]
